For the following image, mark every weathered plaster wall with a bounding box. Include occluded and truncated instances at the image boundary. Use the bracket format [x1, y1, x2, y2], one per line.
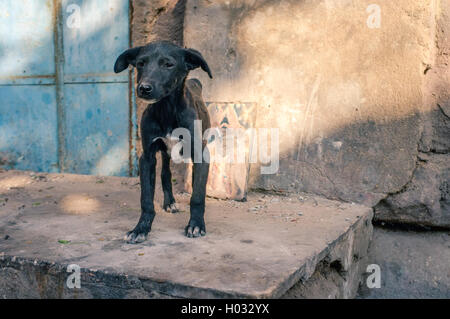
[182, 0, 449, 227]
[129, 0, 449, 228]
[373, 0, 450, 228]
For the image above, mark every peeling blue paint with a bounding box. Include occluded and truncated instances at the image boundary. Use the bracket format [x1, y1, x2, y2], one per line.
[42, 93, 52, 105]
[0, 0, 137, 176]
[0, 86, 58, 172]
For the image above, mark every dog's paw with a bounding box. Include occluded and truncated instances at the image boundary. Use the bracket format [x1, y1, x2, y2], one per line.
[163, 203, 179, 214]
[124, 228, 148, 244]
[185, 219, 206, 238]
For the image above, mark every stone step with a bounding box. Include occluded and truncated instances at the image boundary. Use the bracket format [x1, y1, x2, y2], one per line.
[0, 170, 373, 298]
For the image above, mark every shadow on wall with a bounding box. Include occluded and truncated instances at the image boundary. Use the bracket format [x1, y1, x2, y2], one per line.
[249, 107, 449, 228]
[182, 0, 449, 227]
[249, 112, 421, 206]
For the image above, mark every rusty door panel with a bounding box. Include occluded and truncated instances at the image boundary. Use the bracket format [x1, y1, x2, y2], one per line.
[0, 0, 58, 172]
[0, 86, 58, 171]
[61, 0, 133, 176]
[0, 0, 136, 176]
[62, 0, 129, 80]
[63, 83, 130, 176]
[0, 0, 56, 79]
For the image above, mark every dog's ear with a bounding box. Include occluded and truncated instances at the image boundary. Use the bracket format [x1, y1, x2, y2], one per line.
[184, 48, 213, 79]
[114, 46, 143, 73]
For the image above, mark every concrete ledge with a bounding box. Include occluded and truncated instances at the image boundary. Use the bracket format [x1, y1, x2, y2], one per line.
[0, 170, 372, 298]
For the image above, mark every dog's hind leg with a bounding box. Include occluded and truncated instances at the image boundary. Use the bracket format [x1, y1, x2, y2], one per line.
[161, 151, 179, 213]
[125, 153, 157, 244]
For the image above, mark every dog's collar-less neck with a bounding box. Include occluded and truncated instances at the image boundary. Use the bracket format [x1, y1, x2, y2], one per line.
[149, 79, 187, 131]
[154, 78, 187, 110]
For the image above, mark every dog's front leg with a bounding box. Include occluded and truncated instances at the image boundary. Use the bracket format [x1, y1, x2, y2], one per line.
[186, 138, 209, 238]
[186, 161, 209, 237]
[125, 153, 156, 243]
[161, 151, 178, 213]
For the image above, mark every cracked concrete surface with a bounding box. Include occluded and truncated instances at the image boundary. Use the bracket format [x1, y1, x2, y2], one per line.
[0, 170, 372, 299]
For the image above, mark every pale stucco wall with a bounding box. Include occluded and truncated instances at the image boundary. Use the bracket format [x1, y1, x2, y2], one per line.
[182, 0, 449, 228]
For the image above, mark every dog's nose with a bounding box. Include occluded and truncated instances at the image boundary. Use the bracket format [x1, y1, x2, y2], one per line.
[138, 84, 153, 95]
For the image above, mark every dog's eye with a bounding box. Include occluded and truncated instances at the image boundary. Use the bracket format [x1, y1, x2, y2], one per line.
[137, 61, 145, 68]
[164, 62, 174, 68]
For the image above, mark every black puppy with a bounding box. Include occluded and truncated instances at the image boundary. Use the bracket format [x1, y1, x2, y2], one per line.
[114, 41, 212, 243]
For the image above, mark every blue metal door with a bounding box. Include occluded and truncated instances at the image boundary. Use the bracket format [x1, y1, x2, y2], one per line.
[0, 0, 136, 176]
[0, 0, 58, 172]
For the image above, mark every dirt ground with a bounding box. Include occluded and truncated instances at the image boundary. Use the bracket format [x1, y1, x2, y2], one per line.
[0, 169, 372, 298]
